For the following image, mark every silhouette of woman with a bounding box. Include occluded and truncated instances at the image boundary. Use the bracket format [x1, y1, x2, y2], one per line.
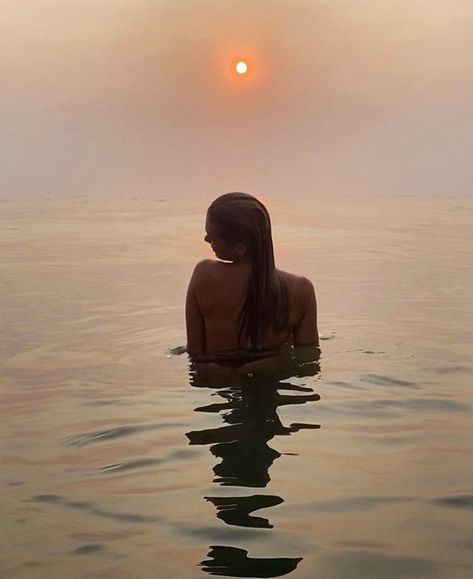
[186, 192, 319, 358]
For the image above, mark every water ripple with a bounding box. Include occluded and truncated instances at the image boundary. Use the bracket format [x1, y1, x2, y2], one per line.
[99, 449, 196, 474]
[432, 365, 471, 375]
[30, 494, 160, 523]
[432, 495, 473, 510]
[319, 549, 440, 579]
[320, 397, 469, 417]
[64, 421, 185, 447]
[300, 495, 415, 513]
[100, 458, 165, 473]
[359, 374, 417, 388]
[73, 544, 104, 555]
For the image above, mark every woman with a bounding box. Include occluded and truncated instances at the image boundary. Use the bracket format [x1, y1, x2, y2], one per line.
[186, 192, 319, 359]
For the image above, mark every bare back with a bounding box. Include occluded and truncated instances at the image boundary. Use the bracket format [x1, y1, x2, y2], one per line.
[186, 259, 318, 356]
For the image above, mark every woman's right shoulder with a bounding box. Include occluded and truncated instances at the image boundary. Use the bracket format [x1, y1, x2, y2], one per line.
[193, 258, 212, 271]
[190, 259, 220, 284]
[193, 259, 220, 273]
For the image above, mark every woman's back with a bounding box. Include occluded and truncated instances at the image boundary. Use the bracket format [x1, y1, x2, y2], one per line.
[187, 258, 318, 355]
[195, 260, 252, 352]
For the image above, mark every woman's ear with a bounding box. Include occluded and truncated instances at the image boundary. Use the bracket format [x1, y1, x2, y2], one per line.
[235, 242, 248, 260]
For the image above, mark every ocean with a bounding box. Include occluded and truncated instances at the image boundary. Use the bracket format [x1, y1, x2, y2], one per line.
[1, 194, 472, 578]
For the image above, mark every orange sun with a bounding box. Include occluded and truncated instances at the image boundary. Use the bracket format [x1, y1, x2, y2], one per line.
[235, 60, 248, 75]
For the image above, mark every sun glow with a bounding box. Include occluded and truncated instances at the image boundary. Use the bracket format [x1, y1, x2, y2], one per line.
[235, 61, 248, 75]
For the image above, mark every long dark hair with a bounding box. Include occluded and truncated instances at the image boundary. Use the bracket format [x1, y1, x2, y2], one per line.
[207, 192, 289, 347]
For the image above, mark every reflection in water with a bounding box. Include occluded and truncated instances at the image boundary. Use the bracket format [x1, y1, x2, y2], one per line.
[205, 495, 284, 529]
[186, 347, 321, 578]
[201, 546, 303, 577]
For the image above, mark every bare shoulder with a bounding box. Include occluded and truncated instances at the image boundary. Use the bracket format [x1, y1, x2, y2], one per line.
[192, 258, 212, 272]
[278, 269, 318, 345]
[191, 259, 217, 281]
[190, 259, 229, 294]
[277, 269, 315, 296]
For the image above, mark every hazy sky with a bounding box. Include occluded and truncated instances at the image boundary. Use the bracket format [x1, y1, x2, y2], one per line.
[2, 0, 472, 198]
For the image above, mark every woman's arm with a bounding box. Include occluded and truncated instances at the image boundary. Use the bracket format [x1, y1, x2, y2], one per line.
[185, 262, 207, 355]
[293, 277, 319, 347]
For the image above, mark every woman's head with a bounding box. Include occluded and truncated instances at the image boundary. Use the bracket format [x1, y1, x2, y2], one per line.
[205, 192, 288, 347]
[206, 192, 274, 265]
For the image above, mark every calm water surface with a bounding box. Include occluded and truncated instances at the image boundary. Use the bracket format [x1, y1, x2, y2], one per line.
[1, 195, 472, 578]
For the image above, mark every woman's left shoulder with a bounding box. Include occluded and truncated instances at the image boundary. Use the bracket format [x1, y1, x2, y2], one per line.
[277, 269, 314, 289]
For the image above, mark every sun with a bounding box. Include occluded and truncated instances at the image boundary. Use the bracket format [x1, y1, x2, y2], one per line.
[235, 60, 248, 75]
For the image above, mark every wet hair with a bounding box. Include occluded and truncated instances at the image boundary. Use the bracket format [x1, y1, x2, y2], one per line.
[207, 192, 289, 347]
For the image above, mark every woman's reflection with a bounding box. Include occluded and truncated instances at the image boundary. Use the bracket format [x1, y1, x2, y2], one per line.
[186, 347, 321, 578]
